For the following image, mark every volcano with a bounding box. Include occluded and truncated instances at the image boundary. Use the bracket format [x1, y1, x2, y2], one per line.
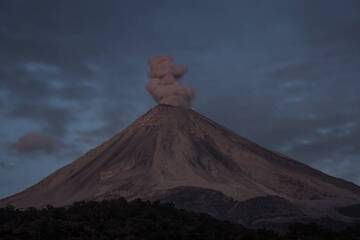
[1, 104, 360, 226]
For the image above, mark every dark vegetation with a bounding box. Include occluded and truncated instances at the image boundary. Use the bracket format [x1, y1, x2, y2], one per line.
[0, 198, 359, 240]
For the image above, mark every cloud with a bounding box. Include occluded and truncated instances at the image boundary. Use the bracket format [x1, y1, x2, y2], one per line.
[271, 62, 316, 81]
[146, 56, 195, 108]
[0, 162, 7, 169]
[8, 103, 73, 137]
[11, 132, 60, 154]
[23, 62, 60, 74]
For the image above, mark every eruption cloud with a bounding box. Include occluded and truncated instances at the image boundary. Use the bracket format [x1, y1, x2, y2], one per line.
[146, 56, 195, 108]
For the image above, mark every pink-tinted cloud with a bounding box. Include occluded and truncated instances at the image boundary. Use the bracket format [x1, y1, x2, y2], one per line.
[12, 132, 59, 154]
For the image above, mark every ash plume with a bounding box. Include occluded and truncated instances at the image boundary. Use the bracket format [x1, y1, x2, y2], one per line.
[146, 56, 195, 108]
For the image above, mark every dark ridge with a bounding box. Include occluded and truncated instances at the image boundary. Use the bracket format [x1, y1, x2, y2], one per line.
[338, 204, 360, 218]
[157, 186, 236, 221]
[229, 195, 305, 224]
[156, 186, 304, 226]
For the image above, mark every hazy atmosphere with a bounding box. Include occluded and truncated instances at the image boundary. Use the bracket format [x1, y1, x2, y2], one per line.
[0, 0, 359, 198]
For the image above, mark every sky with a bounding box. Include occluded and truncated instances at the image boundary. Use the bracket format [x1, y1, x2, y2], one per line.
[0, 0, 359, 198]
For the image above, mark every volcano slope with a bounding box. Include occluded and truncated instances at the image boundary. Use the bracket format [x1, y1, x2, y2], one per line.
[1, 104, 360, 227]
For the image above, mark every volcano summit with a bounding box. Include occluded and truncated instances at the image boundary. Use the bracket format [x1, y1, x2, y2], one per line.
[1, 57, 359, 227]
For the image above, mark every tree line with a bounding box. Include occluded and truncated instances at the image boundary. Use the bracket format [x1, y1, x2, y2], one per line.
[0, 198, 359, 240]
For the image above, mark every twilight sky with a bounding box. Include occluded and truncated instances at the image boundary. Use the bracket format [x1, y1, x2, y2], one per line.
[0, 0, 359, 198]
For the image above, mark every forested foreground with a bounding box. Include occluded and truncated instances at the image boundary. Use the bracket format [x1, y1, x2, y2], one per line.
[0, 198, 359, 240]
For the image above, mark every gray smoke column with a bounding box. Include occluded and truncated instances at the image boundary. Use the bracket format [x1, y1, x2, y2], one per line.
[146, 56, 195, 108]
